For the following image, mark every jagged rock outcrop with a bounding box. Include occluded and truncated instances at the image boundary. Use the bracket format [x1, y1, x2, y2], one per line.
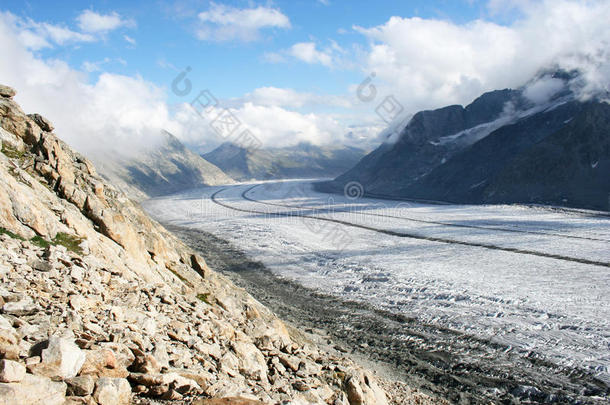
[0, 85, 431, 404]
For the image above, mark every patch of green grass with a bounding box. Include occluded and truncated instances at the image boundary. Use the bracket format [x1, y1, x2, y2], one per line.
[0, 227, 25, 240]
[1, 228, 84, 254]
[168, 267, 189, 284]
[196, 293, 212, 305]
[52, 232, 84, 255]
[30, 235, 50, 249]
[1, 144, 25, 160]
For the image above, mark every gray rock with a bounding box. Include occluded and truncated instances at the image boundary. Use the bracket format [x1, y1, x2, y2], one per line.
[233, 341, 268, 381]
[0, 373, 66, 405]
[33, 336, 86, 379]
[30, 259, 52, 272]
[66, 375, 96, 396]
[2, 298, 37, 316]
[93, 377, 131, 405]
[0, 360, 26, 383]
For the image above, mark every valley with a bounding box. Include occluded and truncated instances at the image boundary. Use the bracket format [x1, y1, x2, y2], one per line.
[144, 180, 610, 404]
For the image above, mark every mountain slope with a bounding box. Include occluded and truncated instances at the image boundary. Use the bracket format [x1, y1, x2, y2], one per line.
[203, 142, 366, 181]
[480, 102, 610, 209]
[95, 131, 233, 201]
[326, 89, 526, 193]
[321, 74, 610, 211]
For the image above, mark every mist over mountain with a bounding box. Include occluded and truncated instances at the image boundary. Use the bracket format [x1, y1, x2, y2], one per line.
[203, 142, 366, 181]
[94, 131, 233, 200]
[321, 71, 610, 211]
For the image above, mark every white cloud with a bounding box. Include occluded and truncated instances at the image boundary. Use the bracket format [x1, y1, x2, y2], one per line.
[123, 34, 136, 45]
[243, 87, 351, 109]
[76, 10, 135, 34]
[2, 10, 134, 51]
[81, 58, 110, 72]
[523, 76, 565, 104]
[354, 0, 610, 118]
[0, 12, 372, 161]
[1, 12, 95, 50]
[196, 2, 290, 42]
[290, 42, 333, 67]
[172, 101, 376, 152]
[265, 41, 344, 68]
[0, 13, 175, 158]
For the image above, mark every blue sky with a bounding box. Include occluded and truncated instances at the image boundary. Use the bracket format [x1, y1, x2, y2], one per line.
[0, 0, 608, 155]
[4, 0, 500, 100]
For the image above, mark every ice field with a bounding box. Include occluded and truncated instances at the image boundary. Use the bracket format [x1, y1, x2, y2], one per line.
[143, 180, 610, 389]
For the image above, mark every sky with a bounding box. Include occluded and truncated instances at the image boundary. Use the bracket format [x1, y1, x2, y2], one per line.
[0, 0, 609, 156]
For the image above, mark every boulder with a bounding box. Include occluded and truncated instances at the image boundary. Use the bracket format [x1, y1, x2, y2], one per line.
[0, 359, 26, 383]
[79, 348, 128, 378]
[31, 336, 86, 379]
[93, 377, 131, 405]
[0, 86, 15, 99]
[344, 371, 388, 405]
[233, 341, 268, 382]
[0, 373, 66, 405]
[0, 317, 20, 360]
[66, 375, 96, 396]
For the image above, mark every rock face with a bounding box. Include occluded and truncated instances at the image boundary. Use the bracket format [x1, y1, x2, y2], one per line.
[0, 84, 425, 404]
[203, 142, 366, 181]
[323, 71, 610, 211]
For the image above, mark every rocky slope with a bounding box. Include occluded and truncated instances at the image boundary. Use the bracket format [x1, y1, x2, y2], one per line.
[322, 72, 610, 211]
[203, 143, 365, 182]
[94, 131, 233, 201]
[0, 84, 435, 404]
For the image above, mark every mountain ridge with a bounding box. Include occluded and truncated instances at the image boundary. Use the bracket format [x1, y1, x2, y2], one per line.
[203, 142, 366, 182]
[320, 73, 610, 211]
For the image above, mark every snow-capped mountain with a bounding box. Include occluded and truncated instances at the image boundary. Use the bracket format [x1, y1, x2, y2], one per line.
[322, 71, 610, 211]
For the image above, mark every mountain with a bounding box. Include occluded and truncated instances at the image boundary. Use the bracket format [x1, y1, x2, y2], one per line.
[203, 142, 366, 181]
[321, 72, 610, 211]
[0, 84, 394, 404]
[94, 131, 233, 201]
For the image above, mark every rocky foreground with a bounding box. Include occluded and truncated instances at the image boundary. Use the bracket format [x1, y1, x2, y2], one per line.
[0, 84, 443, 404]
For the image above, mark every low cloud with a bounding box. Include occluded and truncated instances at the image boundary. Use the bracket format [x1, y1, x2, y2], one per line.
[196, 2, 290, 42]
[523, 76, 565, 104]
[171, 101, 377, 153]
[0, 12, 175, 157]
[354, 0, 610, 121]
